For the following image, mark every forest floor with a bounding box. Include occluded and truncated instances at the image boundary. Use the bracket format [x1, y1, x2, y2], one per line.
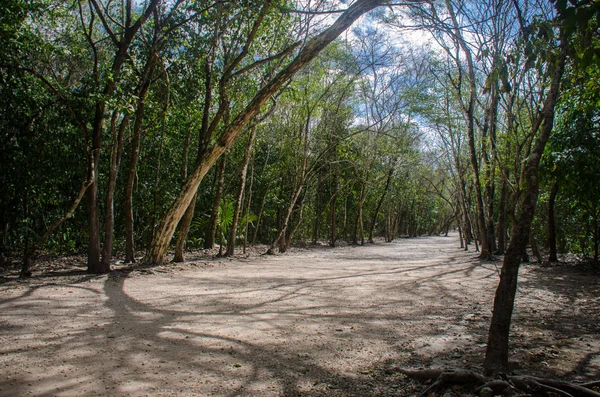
[1, 234, 599, 397]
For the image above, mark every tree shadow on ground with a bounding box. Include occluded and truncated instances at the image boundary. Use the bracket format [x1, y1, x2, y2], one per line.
[1, 237, 598, 396]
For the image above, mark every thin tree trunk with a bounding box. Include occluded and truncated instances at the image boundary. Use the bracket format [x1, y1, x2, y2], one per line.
[226, 127, 256, 256]
[593, 206, 599, 262]
[547, 180, 559, 262]
[268, 182, 304, 254]
[101, 111, 127, 269]
[205, 154, 227, 249]
[124, 111, 143, 263]
[312, 174, 322, 245]
[151, 109, 167, 241]
[329, 170, 338, 247]
[483, 72, 500, 255]
[352, 183, 365, 245]
[358, 183, 366, 245]
[86, 164, 102, 272]
[218, 198, 227, 257]
[270, 103, 311, 254]
[173, 194, 196, 262]
[495, 175, 509, 255]
[484, 42, 566, 375]
[445, 0, 490, 259]
[20, 189, 31, 278]
[368, 167, 393, 243]
[243, 154, 254, 254]
[283, 194, 306, 252]
[252, 182, 270, 245]
[530, 233, 542, 263]
[343, 196, 348, 240]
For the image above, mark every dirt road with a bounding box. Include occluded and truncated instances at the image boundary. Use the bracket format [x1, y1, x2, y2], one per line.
[1, 235, 599, 396]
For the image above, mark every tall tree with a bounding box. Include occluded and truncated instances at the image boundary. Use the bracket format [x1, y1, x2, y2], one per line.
[144, 0, 392, 265]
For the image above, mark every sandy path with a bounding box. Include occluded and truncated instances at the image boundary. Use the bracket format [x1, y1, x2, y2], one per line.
[1, 235, 599, 396]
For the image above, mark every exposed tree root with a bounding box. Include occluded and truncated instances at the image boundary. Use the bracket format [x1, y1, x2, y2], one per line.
[581, 381, 600, 389]
[399, 368, 600, 397]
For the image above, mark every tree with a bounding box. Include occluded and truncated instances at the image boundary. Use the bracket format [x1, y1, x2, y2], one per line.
[144, 0, 392, 265]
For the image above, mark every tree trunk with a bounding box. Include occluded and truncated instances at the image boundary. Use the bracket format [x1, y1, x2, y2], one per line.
[252, 182, 270, 245]
[329, 172, 338, 247]
[205, 154, 227, 249]
[495, 175, 509, 255]
[124, 69, 153, 262]
[144, 0, 386, 265]
[20, 189, 31, 278]
[352, 183, 366, 245]
[483, 42, 566, 375]
[312, 174, 322, 245]
[358, 184, 366, 245]
[86, 162, 103, 273]
[243, 155, 254, 254]
[226, 127, 256, 256]
[593, 206, 599, 262]
[368, 167, 393, 243]
[268, 182, 304, 254]
[530, 233, 542, 263]
[150, 112, 167, 242]
[547, 180, 559, 262]
[445, 0, 490, 259]
[124, 111, 143, 263]
[283, 193, 306, 252]
[101, 111, 127, 269]
[173, 194, 196, 262]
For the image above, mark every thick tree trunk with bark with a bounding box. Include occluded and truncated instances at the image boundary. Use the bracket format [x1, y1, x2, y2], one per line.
[483, 43, 566, 375]
[144, 0, 386, 265]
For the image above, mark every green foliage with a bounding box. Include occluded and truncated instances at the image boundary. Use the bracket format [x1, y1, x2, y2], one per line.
[12, 0, 596, 266]
[218, 198, 235, 236]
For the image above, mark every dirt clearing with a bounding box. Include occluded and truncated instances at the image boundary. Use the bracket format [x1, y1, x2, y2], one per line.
[1, 234, 599, 396]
